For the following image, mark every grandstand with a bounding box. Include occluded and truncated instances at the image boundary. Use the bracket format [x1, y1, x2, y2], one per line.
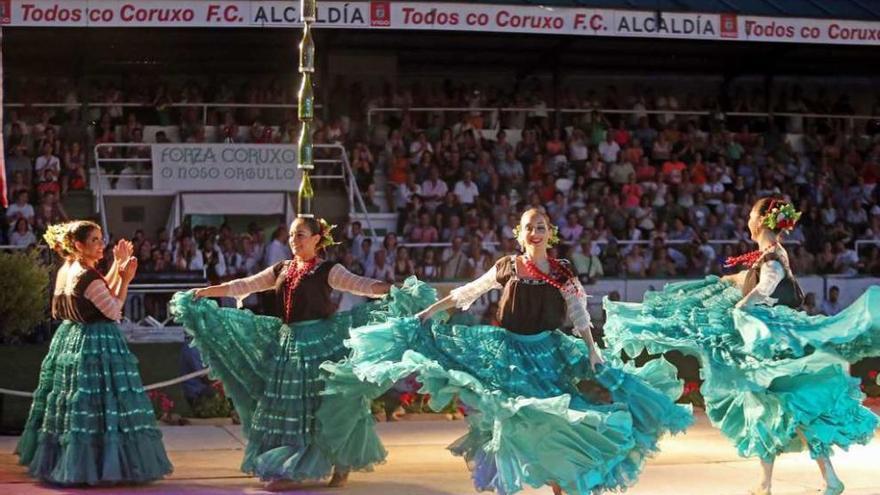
[2, 0, 880, 333]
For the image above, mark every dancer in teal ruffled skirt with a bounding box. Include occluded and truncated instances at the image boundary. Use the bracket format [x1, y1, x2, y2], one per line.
[170, 217, 434, 491]
[317, 209, 692, 495]
[16, 221, 172, 485]
[604, 197, 880, 495]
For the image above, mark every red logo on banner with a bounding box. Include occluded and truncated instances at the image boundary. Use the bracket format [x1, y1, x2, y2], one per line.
[720, 13, 738, 38]
[371, 1, 390, 27]
[0, 0, 11, 25]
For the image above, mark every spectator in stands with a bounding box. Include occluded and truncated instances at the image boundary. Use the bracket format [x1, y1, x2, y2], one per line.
[571, 239, 603, 284]
[34, 142, 61, 196]
[61, 141, 87, 194]
[392, 246, 416, 282]
[7, 170, 30, 202]
[264, 226, 291, 266]
[820, 286, 843, 316]
[201, 237, 227, 283]
[790, 245, 816, 275]
[382, 233, 399, 266]
[453, 170, 480, 206]
[416, 248, 441, 281]
[833, 240, 859, 275]
[624, 244, 648, 278]
[33, 192, 68, 234]
[420, 167, 448, 212]
[598, 133, 620, 164]
[6, 190, 35, 232]
[367, 248, 394, 283]
[5, 139, 32, 185]
[441, 236, 470, 280]
[9, 218, 36, 248]
[494, 148, 523, 189]
[351, 143, 374, 189]
[408, 212, 439, 244]
[174, 236, 205, 271]
[441, 214, 466, 243]
[648, 246, 678, 277]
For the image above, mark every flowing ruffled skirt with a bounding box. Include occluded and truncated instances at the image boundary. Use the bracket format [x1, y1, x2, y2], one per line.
[603, 277, 880, 460]
[317, 287, 692, 494]
[15, 320, 173, 485]
[168, 277, 435, 481]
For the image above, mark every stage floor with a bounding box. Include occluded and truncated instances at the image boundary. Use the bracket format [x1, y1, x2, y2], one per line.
[2, 412, 879, 494]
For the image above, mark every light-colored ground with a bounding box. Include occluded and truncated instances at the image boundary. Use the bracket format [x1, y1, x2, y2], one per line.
[2, 412, 879, 495]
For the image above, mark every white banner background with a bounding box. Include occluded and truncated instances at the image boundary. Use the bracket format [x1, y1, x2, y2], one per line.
[3, 1, 880, 46]
[151, 143, 300, 192]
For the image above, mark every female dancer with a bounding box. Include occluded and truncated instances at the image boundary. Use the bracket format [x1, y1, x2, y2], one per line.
[603, 197, 880, 495]
[16, 220, 173, 485]
[170, 217, 432, 490]
[317, 208, 692, 495]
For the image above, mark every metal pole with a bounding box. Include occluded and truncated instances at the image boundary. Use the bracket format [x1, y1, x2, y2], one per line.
[296, 0, 317, 218]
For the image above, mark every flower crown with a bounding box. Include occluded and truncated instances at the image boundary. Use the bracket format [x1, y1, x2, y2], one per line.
[43, 222, 76, 257]
[762, 200, 802, 233]
[512, 223, 561, 247]
[317, 218, 339, 250]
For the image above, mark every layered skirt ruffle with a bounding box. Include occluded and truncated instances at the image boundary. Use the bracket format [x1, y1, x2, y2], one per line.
[15, 321, 173, 485]
[317, 292, 692, 494]
[168, 277, 435, 481]
[603, 277, 880, 460]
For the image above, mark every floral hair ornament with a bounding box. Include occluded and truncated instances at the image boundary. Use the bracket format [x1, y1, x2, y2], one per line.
[512, 223, 561, 247]
[317, 218, 340, 250]
[762, 201, 802, 234]
[43, 222, 75, 257]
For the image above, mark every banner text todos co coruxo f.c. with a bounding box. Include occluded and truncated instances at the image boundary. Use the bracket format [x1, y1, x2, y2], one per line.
[3, 1, 880, 46]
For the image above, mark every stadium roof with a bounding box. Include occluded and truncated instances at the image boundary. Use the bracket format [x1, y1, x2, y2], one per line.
[468, 0, 880, 21]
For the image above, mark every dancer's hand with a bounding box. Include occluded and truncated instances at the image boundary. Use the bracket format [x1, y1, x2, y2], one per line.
[120, 256, 138, 282]
[416, 308, 434, 323]
[588, 348, 605, 372]
[192, 288, 212, 300]
[113, 239, 134, 262]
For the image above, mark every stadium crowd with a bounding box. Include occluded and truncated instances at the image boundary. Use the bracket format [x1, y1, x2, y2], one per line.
[4, 76, 880, 293]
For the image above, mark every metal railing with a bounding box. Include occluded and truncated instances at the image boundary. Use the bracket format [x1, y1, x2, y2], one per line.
[367, 105, 878, 128]
[4, 101, 321, 126]
[396, 239, 801, 249]
[90, 141, 377, 240]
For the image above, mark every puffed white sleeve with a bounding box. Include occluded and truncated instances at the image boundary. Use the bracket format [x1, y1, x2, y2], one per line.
[84, 279, 123, 321]
[328, 264, 386, 298]
[221, 265, 278, 298]
[562, 277, 593, 338]
[752, 260, 785, 306]
[448, 265, 502, 310]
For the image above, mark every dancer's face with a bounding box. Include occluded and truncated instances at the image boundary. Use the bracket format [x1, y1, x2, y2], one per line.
[75, 227, 105, 265]
[747, 206, 762, 240]
[289, 219, 321, 260]
[518, 210, 550, 253]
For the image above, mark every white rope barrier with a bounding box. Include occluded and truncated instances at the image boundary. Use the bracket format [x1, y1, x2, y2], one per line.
[0, 368, 211, 399]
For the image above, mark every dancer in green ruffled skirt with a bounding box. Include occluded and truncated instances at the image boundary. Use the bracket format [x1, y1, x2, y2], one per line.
[316, 209, 693, 495]
[16, 220, 172, 486]
[603, 197, 880, 495]
[170, 217, 433, 491]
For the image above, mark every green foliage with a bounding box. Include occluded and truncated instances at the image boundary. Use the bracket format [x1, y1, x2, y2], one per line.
[190, 392, 234, 418]
[0, 251, 51, 343]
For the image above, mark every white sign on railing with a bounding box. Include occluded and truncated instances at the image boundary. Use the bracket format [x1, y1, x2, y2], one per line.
[3, 1, 880, 47]
[151, 143, 300, 191]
